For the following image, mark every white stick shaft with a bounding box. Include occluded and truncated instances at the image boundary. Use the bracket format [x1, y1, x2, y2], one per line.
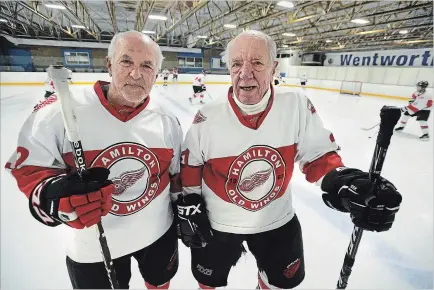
[46, 66, 81, 142]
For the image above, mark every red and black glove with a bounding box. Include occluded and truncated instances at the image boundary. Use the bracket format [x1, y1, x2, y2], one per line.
[41, 167, 114, 229]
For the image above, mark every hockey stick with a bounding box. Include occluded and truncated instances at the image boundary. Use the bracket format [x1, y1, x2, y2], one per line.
[336, 105, 401, 289]
[47, 65, 120, 289]
[205, 91, 213, 100]
[361, 122, 380, 131]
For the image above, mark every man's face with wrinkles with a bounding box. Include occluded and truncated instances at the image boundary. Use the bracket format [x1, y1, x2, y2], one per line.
[107, 34, 159, 103]
[229, 34, 278, 105]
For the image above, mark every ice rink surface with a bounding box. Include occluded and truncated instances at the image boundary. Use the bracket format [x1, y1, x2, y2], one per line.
[1, 82, 432, 289]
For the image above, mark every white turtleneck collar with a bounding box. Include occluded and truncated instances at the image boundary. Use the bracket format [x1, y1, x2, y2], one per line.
[233, 87, 272, 115]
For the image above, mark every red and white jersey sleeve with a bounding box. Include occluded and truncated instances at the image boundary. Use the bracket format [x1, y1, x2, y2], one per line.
[5, 81, 183, 263]
[295, 92, 344, 183]
[5, 99, 67, 226]
[406, 91, 432, 113]
[192, 74, 205, 86]
[44, 78, 55, 91]
[180, 86, 343, 234]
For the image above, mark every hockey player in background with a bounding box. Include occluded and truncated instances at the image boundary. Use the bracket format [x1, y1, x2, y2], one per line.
[161, 67, 170, 86]
[67, 68, 73, 84]
[300, 73, 307, 88]
[190, 70, 207, 104]
[395, 80, 432, 140]
[172, 67, 179, 84]
[6, 31, 182, 289]
[175, 30, 402, 289]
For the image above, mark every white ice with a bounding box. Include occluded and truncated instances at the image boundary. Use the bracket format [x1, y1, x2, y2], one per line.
[1, 83, 432, 289]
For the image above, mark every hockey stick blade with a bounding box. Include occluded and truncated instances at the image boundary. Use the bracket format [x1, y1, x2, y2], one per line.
[336, 105, 401, 289]
[47, 65, 120, 289]
[361, 122, 379, 131]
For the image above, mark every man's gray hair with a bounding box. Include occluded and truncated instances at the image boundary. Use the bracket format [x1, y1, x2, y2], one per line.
[107, 30, 164, 71]
[220, 30, 277, 67]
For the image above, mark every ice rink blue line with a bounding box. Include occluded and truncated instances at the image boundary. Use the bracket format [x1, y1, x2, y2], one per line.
[292, 186, 433, 289]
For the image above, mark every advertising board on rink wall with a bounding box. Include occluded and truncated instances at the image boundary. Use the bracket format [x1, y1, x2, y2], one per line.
[325, 48, 433, 67]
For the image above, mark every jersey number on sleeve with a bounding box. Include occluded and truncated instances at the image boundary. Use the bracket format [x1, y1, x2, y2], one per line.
[5, 146, 30, 170]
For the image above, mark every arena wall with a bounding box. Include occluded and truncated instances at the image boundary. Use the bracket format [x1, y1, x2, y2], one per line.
[1, 69, 432, 101]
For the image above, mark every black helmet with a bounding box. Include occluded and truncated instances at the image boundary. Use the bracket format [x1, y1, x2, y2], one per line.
[417, 80, 428, 88]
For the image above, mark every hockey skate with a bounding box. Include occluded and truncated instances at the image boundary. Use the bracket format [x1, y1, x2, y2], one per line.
[420, 133, 430, 141]
[394, 126, 404, 131]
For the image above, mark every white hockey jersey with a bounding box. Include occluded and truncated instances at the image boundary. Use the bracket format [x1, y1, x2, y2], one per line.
[161, 69, 170, 78]
[407, 90, 432, 113]
[5, 81, 183, 263]
[181, 86, 343, 234]
[193, 73, 205, 86]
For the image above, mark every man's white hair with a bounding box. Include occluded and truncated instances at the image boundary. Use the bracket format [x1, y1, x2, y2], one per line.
[220, 30, 277, 67]
[107, 30, 164, 70]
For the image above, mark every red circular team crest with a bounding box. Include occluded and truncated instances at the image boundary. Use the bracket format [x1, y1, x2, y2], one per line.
[91, 142, 160, 216]
[225, 145, 286, 211]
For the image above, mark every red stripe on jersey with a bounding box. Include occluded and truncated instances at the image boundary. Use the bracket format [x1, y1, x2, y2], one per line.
[202, 144, 296, 205]
[181, 165, 203, 187]
[408, 104, 419, 113]
[302, 152, 344, 183]
[9, 166, 64, 199]
[427, 100, 432, 108]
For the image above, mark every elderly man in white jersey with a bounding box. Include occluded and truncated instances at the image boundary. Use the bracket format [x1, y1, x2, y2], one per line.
[175, 30, 402, 289]
[5, 31, 182, 289]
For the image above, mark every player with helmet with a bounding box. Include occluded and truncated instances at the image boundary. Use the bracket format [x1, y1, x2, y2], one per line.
[395, 80, 432, 140]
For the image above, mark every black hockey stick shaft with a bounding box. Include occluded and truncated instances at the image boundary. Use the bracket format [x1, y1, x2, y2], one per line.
[47, 66, 119, 289]
[336, 106, 401, 289]
[71, 141, 120, 290]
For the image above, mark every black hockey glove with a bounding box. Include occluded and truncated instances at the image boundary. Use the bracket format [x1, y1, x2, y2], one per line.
[321, 167, 402, 232]
[201, 85, 206, 91]
[175, 194, 213, 248]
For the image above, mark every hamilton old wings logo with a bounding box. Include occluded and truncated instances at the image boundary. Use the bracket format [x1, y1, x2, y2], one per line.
[238, 168, 273, 192]
[112, 166, 147, 195]
[91, 143, 161, 216]
[225, 145, 286, 211]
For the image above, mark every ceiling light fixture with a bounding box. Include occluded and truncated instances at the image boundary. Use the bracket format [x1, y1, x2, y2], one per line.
[277, 1, 294, 8]
[282, 32, 296, 37]
[142, 30, 156, 34]
[148, 15, 167, 21]
[71, 25, 86, 29]
[224, 24, 237, 29]
[44, 3, 66, 9]
[351, 18, 370, 24]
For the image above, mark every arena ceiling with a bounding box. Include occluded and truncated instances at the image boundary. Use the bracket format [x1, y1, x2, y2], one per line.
[0, 0, 433, 53]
